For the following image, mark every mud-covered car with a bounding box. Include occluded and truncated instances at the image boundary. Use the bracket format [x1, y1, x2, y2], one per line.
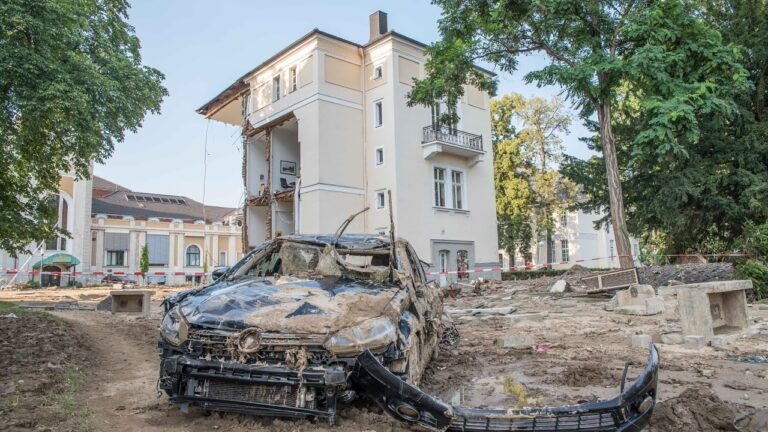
[158, 233, 659, 431]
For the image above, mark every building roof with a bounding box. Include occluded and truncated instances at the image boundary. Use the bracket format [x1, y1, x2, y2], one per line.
[196, 27, 496, 117]
[91, 176, 238, 223]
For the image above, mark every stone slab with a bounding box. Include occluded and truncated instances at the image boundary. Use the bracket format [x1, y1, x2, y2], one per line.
[684, 335, 707, 350]
[631, 334, 652, 348]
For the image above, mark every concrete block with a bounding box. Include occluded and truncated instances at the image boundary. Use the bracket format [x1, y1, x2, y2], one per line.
[110, 290, 152, 314]
[676, 280, 752, 340]
[710, 336, 729, 349]
[661, 333, 684, 345]
[645, 297, 665, 315]
[684, 335, 707, 350]
[495, 334, 534, 349]
[631, 334, 652, 348]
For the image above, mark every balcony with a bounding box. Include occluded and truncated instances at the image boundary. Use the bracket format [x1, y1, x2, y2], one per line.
[421, 125, 484, 166]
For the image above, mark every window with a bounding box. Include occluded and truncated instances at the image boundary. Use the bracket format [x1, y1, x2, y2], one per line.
[105, 250, 125, 267]
[147, 234, 170, 266]
[609, 239, 615, 258]
[374, 100, 383, 127]
[376, 191, 386, 209]
[219, 251, 227, 266]
[451, 170, 464, 209]
[373, 65, 383, 80]
[561, 240, 569, 263]
[375, 147, 384, 165]
[439, 250, 449, 273]
[272, 75, 281, 102]
[289, 66, 298, 93]
[433, 167, 446, 207]
[560, 213, 568, 227]
[186, 245, 201, 267]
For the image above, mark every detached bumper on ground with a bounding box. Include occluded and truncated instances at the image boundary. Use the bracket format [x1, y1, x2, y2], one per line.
[159, 345, 659, 431]
[352, 345, 660, 432]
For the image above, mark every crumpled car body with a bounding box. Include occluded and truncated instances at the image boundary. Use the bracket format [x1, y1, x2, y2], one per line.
[158, 234, 659, 431]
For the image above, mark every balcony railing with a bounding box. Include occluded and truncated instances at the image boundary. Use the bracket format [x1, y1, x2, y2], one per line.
[422, 125, 483, 151]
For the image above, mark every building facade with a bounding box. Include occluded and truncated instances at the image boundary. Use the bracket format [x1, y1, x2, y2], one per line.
[197, 11, 500, 280]
[500, 210, 642, 270]
[0, 175, 243, 287]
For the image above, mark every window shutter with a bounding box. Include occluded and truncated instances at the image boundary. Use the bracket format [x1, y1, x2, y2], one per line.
[104, 233, 129, 250]
[147, 234, 170, 265]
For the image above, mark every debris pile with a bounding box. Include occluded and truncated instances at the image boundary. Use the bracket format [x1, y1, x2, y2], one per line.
[638, 263, 735, 287]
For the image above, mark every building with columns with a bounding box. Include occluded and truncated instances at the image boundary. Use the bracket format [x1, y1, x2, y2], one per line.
[89, 176, 242, 285]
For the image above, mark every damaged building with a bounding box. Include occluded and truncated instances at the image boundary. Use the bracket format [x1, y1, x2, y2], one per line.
[196, 11, 500, 283]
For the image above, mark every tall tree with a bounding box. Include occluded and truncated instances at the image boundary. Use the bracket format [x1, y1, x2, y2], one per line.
[492, 95, 532, 265]
[0, 0, 166, 255]
[409, 0, 747, 268]
[564, 1, 765, 254]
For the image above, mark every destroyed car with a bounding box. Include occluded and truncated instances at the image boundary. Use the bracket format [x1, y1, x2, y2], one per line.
[158, 233, 659, 431]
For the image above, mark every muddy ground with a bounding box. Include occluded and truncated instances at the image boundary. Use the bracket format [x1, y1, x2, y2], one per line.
[1, 282, 767, 431]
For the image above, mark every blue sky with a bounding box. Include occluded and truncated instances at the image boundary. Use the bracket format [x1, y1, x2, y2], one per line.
[95, 0, 593, 207]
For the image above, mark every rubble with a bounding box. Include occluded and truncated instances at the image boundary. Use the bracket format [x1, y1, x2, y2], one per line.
[631, 333, 652, 348]
[495, 334, 534, 349]
[446, 306, 517, 316]
[684, 335, 707, 350]
[661, 332, 684, 344]
[607, 284, 665, 316]
[549, 279, 569, 293]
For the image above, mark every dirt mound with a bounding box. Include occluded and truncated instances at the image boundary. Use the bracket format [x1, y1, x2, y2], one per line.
[650, 388, 741, 432]
[638, 263, 734, 287]
[0, 307, 91, 431]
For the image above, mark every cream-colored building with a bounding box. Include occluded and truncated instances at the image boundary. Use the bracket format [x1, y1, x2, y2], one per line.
[500, 210, 641, 270]
[89, 176, 242, 285]
[197, 11, 500, 280]
[1, 175, 243, 287]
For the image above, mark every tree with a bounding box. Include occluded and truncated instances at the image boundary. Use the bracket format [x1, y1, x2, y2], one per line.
[409, 0, 747, 268]
[563, 1, 766, 254]
[139, 244, 149, 284]
[0, 0, 166, 255]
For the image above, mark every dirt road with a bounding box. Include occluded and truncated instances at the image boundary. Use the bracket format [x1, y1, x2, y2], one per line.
[54, 311, 405, 432]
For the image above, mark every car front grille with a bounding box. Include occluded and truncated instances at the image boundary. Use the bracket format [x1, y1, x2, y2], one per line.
[449, 410, 621, 431]
[203, 379, 316, 409]
[186, 328, 329, 363]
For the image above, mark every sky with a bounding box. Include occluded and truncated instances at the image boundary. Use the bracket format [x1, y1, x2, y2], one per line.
[95, 0, 593, 208]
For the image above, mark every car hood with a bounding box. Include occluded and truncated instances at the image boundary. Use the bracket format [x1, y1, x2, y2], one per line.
[176, 276, 404, 334]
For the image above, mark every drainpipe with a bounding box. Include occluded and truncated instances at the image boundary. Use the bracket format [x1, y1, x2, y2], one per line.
[359, 47, 368, 231]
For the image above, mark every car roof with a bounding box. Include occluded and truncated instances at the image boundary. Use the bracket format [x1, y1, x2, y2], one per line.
[279, 234, 392, 250]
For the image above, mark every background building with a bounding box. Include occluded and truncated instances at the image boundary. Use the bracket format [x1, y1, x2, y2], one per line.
[197, 11, 500, 282]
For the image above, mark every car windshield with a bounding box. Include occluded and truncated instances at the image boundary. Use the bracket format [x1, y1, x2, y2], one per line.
[231, 240, 394, 283]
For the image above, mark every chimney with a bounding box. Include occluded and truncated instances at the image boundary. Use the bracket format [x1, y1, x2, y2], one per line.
[369, 11, 388, 42]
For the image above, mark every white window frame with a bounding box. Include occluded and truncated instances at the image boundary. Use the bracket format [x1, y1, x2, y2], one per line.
[375, 190, 386, 210]
[560, 213, 568, 227]
[373, 64, 383, 80]
[439, 250, 449, 273]
[289, 66, 298, 93]
[433, 164, 468, 211]
[219, 251, 227, 266]
[186, 244, 202, 267]
[374, 147, 384, 166]
[451, 169, 465, 210]
[272, 75, 281, 102]
[374, 100, 383, 128]
[105, 250, 126, 267]
[433, 167, 446, 208]
[561, 239, 569, 263]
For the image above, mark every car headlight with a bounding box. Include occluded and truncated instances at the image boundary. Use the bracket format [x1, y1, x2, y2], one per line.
[324, 316, 397, 356]
[160, 307, 187, 346]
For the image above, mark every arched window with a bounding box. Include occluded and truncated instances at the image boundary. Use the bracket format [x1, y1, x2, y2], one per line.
[186, 245, 201, 267]
[456, 249, 469, 279]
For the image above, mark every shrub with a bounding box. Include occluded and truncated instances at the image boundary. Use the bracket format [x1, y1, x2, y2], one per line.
[502, 269, 568, 280]
[735, 259, 768, 301]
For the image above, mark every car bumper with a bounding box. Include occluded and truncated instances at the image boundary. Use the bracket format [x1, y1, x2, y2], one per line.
[158, 355, 348, 421]
[352, 345, 660, 432]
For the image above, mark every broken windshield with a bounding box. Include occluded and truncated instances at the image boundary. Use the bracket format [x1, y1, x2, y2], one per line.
[231, 239, 394, 284]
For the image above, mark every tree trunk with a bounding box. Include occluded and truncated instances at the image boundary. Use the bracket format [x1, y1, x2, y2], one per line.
[597, 102, 633, 269]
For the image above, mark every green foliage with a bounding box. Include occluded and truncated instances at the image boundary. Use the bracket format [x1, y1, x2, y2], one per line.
[0, 0, 167, 256]
[562, 1, 767, 254]
[139, 244, 149, 274]
[735, 260, 768, 301]
[741, 221, 768, 259]
[26, 280, 40, 289]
